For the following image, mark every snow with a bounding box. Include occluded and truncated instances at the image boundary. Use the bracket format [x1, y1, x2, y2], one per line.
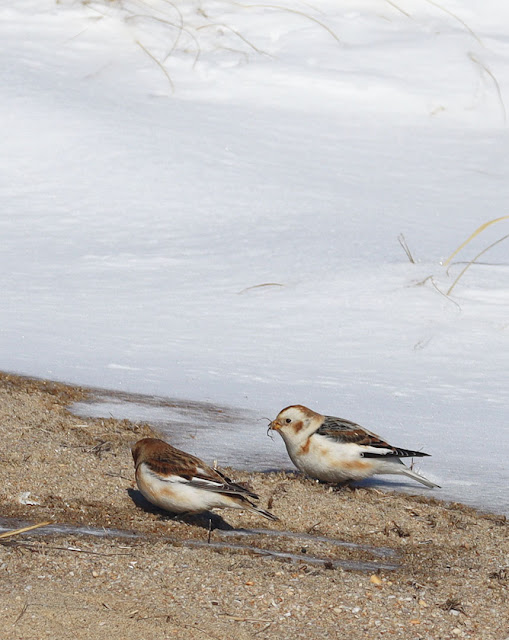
[2, 0, 509, 514]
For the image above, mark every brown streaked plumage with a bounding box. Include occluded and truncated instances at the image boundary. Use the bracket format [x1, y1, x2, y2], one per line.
[269, 405, 440, 488]
[131, 438, 277, 520]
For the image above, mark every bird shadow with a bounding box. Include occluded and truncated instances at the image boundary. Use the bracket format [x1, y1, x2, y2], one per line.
[260, 470, 429, 491]
[127, 488, 234, 531]
[354, 477, 431, 490]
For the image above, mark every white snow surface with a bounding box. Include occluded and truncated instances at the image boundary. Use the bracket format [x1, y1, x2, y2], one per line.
[2, 0, 509, 514]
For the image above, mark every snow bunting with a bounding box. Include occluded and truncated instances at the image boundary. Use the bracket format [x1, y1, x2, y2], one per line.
[131, 438, 277, 520]
[269, 405, 439, 488]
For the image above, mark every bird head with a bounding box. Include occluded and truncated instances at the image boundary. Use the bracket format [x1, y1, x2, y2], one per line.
[269, 405, 321, 441]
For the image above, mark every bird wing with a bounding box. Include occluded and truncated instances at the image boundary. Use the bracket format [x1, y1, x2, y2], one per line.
[317, 415, 430, 458]
[188, 466, 259, 499]
[145, 444, 259, 498]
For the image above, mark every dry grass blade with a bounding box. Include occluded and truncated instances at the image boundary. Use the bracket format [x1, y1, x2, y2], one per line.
[398, 233, 416, 263]
[8, 541, 133, 557]
[233, 2, 340, 43]
[430, 277, 461, 309]
[136, 40, 175, 93]
[0, 521, 52, 539]
[443, 216, 509, 266]
[126, 13, 201, 68]
[219, 613, 271, 622]
[468, 53, 507, 124]
[384, 0, 412, 18]
[447, 233, 509, 296]
[423, 0, 482, 45]
[238, 282, 284, 293]
[196, 23, 271, 56]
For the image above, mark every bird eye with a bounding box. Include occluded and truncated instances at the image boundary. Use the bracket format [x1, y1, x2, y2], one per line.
[285, 418, 292, 423]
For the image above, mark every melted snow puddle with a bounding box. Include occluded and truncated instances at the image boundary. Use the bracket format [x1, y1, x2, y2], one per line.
[71, 388, 288, 471]
[0, 518, 399, 572]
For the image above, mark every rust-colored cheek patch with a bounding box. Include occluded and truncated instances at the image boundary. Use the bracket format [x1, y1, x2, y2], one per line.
[292, 420, 304, 433]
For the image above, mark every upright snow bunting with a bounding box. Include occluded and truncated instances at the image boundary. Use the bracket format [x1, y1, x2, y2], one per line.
[269, 405, 439, 488]
[132, 438, 277, 520]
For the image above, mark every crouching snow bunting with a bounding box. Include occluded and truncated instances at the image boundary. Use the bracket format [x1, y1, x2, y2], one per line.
[269, 405, 440, 488]
[131, 438, 277, 520]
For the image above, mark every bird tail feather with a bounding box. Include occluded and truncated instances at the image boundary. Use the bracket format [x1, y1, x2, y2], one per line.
[401, 466, 440, 489]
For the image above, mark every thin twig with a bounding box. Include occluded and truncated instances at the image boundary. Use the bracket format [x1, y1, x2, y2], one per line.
[254, 622, 273, 635]
[14, 602, 29, 625]
[88, 440, 112, 455]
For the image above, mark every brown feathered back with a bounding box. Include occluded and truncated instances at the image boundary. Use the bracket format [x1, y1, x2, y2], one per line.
[131, 437, 206, 478]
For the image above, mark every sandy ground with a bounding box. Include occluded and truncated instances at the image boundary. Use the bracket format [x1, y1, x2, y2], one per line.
[0, 372, 507, 640]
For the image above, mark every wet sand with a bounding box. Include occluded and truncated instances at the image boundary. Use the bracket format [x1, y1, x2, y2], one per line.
[0, 372, 507, 639]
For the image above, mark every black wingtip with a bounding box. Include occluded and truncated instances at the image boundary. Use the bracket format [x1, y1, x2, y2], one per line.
[251, 504, 279, 521]
[400, 449, 431, 458]
[260, 509, 279, 521]
[363, 448, 431, 459]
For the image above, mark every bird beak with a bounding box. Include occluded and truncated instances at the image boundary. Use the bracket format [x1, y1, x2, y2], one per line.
[269, 420, 282, 431]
